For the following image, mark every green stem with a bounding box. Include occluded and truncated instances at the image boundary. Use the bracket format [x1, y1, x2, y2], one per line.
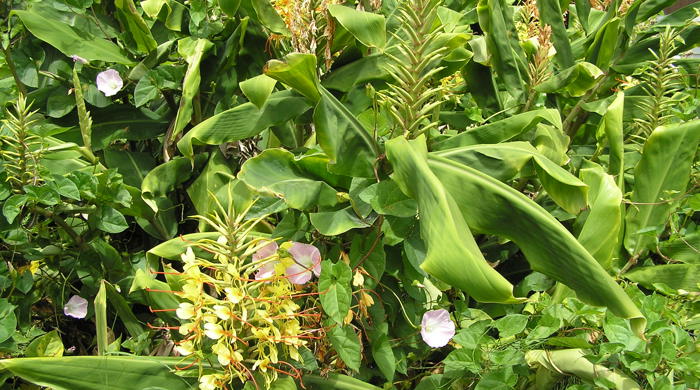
[1, 42, 27, 95]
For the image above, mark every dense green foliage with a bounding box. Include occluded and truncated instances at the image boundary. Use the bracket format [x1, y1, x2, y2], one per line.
[0, 0, 698, 388]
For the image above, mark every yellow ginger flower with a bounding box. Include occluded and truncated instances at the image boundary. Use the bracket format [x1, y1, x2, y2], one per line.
[204, 322, 226, 340]
[179, 321, 197, 335]
[224, 287, 244, 304]
[213, 304, 232, 321]
[212, 342, 243, 366]
[199, 374, 225, 390]
[176, 303, 197, 320]
[175, 340, 195, 356]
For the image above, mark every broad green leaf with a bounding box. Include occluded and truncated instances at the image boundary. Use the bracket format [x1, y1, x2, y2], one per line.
[187, 151, 234, 222]
[25, 330, 63, 358]
[585, 17, 620, 71]
[0, 299, 16, 344]
[104, 150, 157, 188]
[94, 281, 108, 356]
[434, 142, 588, 214]
[595, 92, 625, 188]
[177, 91, 310, 159]
[238, 149, 339, 210]
[614, 24, 700, 74]
[264, 53, 321, 102]
[12, 9, 132, 64]
[386, 136, 519, 303]
[537, 0, 573, 67]
[526, 349, 640, 389]
[265, 54, 379, 177]
[141, 0, 185, 31]
[313, 88, 379, 177]
[242, 0, 290, 35]
[318, 260, 353, 325]
[0, 356, 191, 390]
[141, 157, 198, 212]
[624, 120, 700, 256]
[365, 180, 417, 218]
[463, 59, 502, 115]
[309, 207, 371, 236]
[105, 282, 145, 337]
[129, 269, 180, 320]
[327, 4, 386, 49]
[3, 194, 28, 224]
[659, 232, 700, 264]
[115, 0, 157, 54]
[304, 374, 382, 390]
[367, 323, 395, 382]
[577, 162, 623, 268]
[95, 206, 128, 233]
[240, 74, 277, 109]
[218, 0, 241, 17]
[148, 232, 221, 260]
[170, 38, 213, 141]
[624, 264, 700, 292]
[327, 324, 361, 371]
[425, 151, 645, 335]
[477, 0, 528, 101]
[50, 174, 81, 200]
[536, 62, 604, 97]
[323, 54, 389, 92]
[494, 314, 528, 338]
[433, 109, 561, 150]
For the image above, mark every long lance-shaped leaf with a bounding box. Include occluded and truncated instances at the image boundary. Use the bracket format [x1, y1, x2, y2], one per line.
[526, 349, 641, 390]
[12, 8, 132, 64]
[0, 356, 192, 390]
[577, 161, 623, 269]
[425, 152, 645, 336]
[115, 0, 157, 54]
[624, 120, 700, 257]
[476, 0, 528, 101]
[537, 0, 574, 68]
[265, 53, 379, 177]
[594, 92, 625, 189]
[177, 91, 311, 159]
[434, 142, 588, 214]
[386, 136, 519, 303]
[432, 109, 561, 150]
[624, 264, 700, 292]
[169, 38, 213, 142]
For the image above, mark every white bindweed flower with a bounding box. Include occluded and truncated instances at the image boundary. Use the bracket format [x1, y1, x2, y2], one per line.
[285, 242, 321, 285]
[421, 309, 456, 348]
[64, 295, 88, 318]
[96, 69, 123, 97]
[253, 242, 279, 281]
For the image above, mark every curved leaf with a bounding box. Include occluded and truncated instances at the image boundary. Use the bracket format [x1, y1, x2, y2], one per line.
[434, 142, 588, 214]
[386, 136, 519, 303]
[625, 264, 700, 292]
[238, 149, 339, 210]
[432, 109, 561, 150]
[425, 152, 645, 335]
[0, 356, 191, 390]
[535, 62, 604, 97]
[526, 349, 640, 390]
[12, 9, 132, 64]
[327, 4, 386, 49]
[624, 120, 700, 256]
[577, 161, 623, 268]
[177, 91, 311, 159]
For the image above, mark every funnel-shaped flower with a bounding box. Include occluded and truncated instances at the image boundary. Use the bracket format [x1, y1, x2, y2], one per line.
[96, 69, 123, 97]
[254, 242, 279, 281]
[421, 309, 455, 348]
[64, 295, 88, 319]
[286, 242, 321, 285]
